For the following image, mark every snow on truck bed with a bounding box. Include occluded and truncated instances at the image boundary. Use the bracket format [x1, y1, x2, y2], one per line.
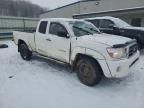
[0, 40, 144, 108]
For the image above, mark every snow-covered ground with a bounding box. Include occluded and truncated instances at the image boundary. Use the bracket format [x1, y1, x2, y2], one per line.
[0, 40, 144, 108]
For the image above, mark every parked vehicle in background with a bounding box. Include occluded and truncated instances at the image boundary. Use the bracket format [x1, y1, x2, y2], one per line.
[85, 16, 144, 49]
[13, 18, 139, 86]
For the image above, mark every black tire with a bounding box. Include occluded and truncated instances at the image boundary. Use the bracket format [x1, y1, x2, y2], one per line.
[19, 43, 32, 60]
[137, 43, 142, 50]
[77, 57, 103, 86]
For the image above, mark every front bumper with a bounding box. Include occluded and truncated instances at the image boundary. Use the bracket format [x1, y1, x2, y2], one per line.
[105, 51, 140, 78]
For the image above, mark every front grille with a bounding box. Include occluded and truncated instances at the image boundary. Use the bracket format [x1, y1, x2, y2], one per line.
[128, 44, 138, 58]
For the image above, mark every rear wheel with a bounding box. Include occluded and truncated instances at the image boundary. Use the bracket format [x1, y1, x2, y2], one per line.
[19, 43, 32, 60]
[77, 57, 103, 86]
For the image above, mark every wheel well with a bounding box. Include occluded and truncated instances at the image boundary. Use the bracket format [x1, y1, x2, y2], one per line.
[73, 54, 104, 75]
[18, 40, 26, 52]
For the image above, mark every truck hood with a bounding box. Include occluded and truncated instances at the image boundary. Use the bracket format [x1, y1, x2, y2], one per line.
[79, 33, 131, 46]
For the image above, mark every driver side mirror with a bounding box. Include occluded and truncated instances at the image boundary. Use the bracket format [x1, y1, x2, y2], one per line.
[57, 31, 69, 38]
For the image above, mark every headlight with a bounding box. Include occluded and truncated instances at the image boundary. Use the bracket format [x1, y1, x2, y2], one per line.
[107, 47, 127, 59]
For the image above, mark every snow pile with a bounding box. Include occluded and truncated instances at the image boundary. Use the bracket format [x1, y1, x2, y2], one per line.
[0, 40, 144, 108]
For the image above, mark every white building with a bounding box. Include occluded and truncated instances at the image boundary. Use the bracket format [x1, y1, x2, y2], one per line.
[40, 0, 144, 27]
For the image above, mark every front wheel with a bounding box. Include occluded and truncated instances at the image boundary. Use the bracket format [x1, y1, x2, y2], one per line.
[19, 43, 32, 60]
[137, 43, 142, 50]
[77, 57, 103, 86]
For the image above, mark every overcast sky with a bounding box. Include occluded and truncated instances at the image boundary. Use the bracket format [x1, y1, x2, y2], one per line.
[27, 0, 79, 9]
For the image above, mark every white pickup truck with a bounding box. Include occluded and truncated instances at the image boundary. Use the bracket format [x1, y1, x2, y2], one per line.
[13, 18, 139, 86]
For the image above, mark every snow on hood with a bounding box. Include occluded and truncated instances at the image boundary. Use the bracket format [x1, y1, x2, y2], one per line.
[125, 26, 144, 31]
[80, 33, 132, 46]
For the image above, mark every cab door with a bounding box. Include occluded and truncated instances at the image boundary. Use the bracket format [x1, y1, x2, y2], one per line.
[35, 21, 52, 56]
[47, 22, 71, 63]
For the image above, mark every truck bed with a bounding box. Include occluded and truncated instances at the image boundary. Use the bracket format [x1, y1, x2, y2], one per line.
[13, 31, 36, 52]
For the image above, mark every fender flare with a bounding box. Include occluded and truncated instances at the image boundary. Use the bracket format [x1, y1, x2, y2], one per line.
[71, 47, 112, 78]
[18, 39, 32, 51]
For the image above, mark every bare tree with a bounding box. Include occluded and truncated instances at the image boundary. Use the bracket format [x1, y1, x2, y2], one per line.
[0, 0, 48, 17]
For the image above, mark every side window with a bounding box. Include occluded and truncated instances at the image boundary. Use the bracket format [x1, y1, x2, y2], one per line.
[87, 19, 100, 28]
[49, 22, 68, 37]
[131, 18, 142, 27]
[100, 19, 114, 29]
[38, 21, 48, 34]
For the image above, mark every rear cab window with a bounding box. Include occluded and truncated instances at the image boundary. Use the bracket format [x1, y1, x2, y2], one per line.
[38, 21, 48, 34]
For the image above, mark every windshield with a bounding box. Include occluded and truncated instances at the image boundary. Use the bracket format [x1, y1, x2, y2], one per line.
[68, 21, 101, 37]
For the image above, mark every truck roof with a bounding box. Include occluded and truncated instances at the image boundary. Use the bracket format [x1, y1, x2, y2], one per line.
[40, 18, 84, 22]
[84, 16, 131, 28]
[84, 16, 118, 21]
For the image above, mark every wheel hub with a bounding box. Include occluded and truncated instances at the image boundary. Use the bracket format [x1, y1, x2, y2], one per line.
[80, 64, 93, 80]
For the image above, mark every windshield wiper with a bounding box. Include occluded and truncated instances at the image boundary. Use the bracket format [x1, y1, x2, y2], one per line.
[89, 27, 101, 34]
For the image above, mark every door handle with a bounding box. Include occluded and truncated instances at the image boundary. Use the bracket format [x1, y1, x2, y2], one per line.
[46, 38, 51, 41]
